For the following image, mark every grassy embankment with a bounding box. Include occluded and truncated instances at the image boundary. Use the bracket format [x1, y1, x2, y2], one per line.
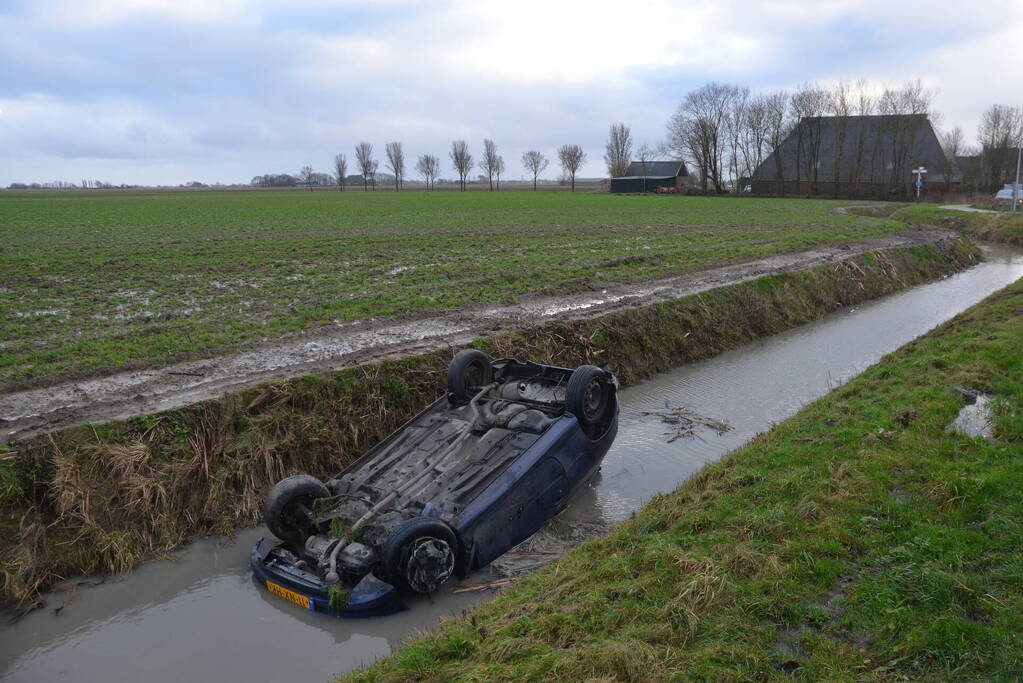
[346, 248, 1023, 682]
[894, 204, 1023, 246]
[0, 238, 977, 610]
[1, 191, 907, 390]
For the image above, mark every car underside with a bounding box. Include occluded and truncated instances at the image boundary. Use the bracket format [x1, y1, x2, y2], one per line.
[251, 351, 619, 616]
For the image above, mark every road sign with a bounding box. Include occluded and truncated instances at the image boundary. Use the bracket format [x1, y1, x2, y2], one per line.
[912, 167, 928, 201]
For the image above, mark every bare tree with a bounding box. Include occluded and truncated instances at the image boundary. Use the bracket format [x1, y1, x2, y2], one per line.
[415, 154, 439, 190]
[299, 165, 316, 191]
[384, 141, 406, 191]
[604, 123, 633, 178]
[333, 153, 347, 192]
[355, 142, 377, 191]
[940, 126, 965, 193]
[876, 79, 937, 196]
[665, 82, 739, 192]
[764, 90, 791, 194]
[978, 104, 1023, 190]
[635, 143, 655, 192]
[729, 93, 771, 189]
[848, 79, 876, 187]
[557, 144, 586, 191]
[828, 81, 853, 195]
[790, 82, 833, 194]
[479, 139, 500, 191]
[723, 86, 750, 190]
[522, 150, 549, 190]
[450, 140, 473, 191]
[495, 156, 505, 191]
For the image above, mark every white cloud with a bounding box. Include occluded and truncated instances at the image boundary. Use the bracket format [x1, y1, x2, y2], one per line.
[2, 0, 1022, 184]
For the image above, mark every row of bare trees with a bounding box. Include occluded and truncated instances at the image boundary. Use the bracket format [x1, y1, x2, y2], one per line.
[319, 140, 587, 191]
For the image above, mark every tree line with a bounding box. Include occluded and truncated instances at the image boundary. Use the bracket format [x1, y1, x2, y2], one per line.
[287, 140, 588, 193]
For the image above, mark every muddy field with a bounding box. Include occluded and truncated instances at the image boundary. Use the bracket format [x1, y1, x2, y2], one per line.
[0, 226, 950, 442]
[0, 191, 905, 392]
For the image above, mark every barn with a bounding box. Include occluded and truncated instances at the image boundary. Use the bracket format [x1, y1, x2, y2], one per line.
[749, 114, 962, 199]
[610, 160, 689, 193]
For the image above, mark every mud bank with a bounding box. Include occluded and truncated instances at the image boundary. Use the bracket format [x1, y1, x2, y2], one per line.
[0, 238, 979, 608]
[0, 227, 953, 443]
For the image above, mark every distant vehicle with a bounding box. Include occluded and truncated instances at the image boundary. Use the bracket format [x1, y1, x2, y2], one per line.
[994, 183, 1023, 208]
[251, 351, 619, 617]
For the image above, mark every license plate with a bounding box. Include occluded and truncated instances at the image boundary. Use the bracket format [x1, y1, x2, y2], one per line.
[266, 580, 312, 610]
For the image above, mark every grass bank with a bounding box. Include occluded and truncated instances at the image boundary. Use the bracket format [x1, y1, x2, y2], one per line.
[895, 204, 1023, 246]
[0, 191, 905, 390]
[0, 238, 978, 609]
[344, 249, 1023, 681]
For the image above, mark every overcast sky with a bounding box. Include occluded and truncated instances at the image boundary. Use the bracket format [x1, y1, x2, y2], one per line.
[2, 0, 1021, 186]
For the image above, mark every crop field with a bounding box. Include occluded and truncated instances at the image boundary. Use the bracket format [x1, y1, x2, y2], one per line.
[0, 190, 905, 391]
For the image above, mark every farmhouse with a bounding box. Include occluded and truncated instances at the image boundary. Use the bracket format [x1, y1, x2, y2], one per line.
[749, 114, 960, 199]
[610, 160, 689, 193]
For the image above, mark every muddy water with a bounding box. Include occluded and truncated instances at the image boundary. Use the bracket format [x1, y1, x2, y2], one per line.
[3, 244, 1022, 683]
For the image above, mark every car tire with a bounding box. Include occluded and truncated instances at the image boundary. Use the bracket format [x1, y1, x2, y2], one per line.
[382, 517, 458, 594]
[566, 365, 612, 430]
[447, 349, 493, 401]
[264, 474, 330, 543]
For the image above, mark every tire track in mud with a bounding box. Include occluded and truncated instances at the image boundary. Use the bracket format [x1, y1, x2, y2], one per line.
[0, 227, 953, 442]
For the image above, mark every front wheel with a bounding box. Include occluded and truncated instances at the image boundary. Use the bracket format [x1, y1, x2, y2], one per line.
[263, 474, 330, 543]
[381, 517, 457, 594]
[566, 365, 613, 430]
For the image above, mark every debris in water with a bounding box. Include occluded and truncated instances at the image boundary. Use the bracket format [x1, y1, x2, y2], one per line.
[453, 579, 513, 594]
[642, 403, 731, 442]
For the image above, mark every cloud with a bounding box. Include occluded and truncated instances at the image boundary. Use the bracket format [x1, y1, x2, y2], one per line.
[1, 0, 1021, 185]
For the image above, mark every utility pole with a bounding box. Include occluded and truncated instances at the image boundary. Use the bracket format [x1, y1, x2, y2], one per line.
[1012, 146, 1021, 215]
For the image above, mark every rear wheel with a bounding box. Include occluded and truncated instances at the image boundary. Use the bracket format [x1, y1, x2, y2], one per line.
[263, 474, 330, 543]
[566, 365, 612, 430]
[382, 517, 457, 594]
[447, 349, 493, 401]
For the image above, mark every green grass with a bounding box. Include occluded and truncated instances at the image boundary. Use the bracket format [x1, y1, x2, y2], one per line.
[0, 190, 903, 390]
[346, 276, 1023, 681]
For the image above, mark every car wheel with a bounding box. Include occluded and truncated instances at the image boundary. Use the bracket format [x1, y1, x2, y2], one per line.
[263, 474, 330, 543]
[447, 349, 493, 401]
[566, 365, 612, 430]
[382, 517, 457, 594]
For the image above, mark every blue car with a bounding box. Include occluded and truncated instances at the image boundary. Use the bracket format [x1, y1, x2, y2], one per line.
[251, 350, 619, 617]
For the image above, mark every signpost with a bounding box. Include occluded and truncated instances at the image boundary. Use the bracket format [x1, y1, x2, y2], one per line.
[912, 166, 927, 202]
[1013, 147, 1021, 216]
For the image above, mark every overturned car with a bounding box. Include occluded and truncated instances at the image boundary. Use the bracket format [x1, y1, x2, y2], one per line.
[251, 350, 619, 617]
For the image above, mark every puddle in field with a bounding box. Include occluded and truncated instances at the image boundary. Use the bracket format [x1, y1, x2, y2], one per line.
[2, 243, 1022, 683]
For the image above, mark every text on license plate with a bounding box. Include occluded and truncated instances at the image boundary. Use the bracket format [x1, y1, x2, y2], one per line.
[266, 580, 312, 610]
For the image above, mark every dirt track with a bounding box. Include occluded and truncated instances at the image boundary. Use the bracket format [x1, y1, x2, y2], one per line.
[0, 226, 954, 442]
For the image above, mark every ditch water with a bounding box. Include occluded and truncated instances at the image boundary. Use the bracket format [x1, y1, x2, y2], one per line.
[3, 244, 1022, 683]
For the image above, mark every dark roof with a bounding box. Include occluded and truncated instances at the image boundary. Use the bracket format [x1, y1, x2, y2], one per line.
[754, 115, 959, 184]
[619, 160, 687, 179]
